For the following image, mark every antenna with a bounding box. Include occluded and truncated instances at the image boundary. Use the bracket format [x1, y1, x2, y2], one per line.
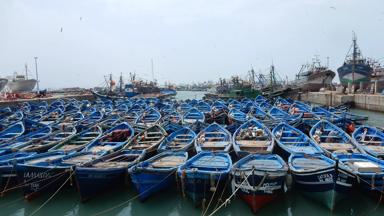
[34, 57, 39, 92]
[25, 63, 28, 79]
[326, 56, 330, 68]
[151, 58, 154, 82]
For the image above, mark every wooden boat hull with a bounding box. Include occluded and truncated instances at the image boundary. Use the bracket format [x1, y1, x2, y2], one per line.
[291, 167, 339, 210]
[231, 154, 287, 213]
[129, 151, 187, 201]
[177, 152, 232, 207]
[75, 150, 144, 202]
[130, 171, 176, 201]
[75, 166, 129, 202]
[16, 164, 71, 200]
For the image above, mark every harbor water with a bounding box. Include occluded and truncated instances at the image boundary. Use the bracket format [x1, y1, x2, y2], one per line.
[1, 91, 384, 216]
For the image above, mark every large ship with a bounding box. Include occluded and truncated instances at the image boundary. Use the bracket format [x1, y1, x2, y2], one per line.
[0, 78, 8, 92]
[337, 34, 373, 89]
[292, 57, 335, 92]
[370, 60, 384, 93]
[6, 64, 37, 92]
[7, 74, 37, 92]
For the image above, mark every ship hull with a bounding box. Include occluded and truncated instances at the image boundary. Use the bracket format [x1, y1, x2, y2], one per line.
[294, 70, 335, 92]
[337, 63, 372, 87]
[7, 79, 37, 92]
[0, 79, 7, 91]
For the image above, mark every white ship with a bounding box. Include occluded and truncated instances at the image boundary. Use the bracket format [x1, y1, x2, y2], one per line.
[0, 78, 8, 91]
[291, 57, 335, 92]
[6, 64, 37, 92]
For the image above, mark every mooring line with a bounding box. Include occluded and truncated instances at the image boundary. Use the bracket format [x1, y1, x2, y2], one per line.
[28, 170, 74, 216]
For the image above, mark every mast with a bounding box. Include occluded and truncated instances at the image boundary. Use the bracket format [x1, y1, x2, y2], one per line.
[352, 32, 357, 84]
[119, 72, 123, 92]
[151, 58, 154, 82]
[25, 64, 29, 79]
[270, 64, 276, 93]
[34, 57, 39, 92]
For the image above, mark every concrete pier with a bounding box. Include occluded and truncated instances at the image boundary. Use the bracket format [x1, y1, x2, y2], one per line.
[0, 93, 95, 107]
[300, 91, 384, 112]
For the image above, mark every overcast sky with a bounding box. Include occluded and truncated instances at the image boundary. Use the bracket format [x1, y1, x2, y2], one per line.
[1, 0, 383, 89]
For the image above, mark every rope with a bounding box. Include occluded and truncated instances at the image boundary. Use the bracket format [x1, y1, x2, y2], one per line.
[28, 170, 74, 216]
[207, 168, 255, 216]
[201, 171, 222, 216]
[1, 169, 68, 194]
[92, 170, 176, 216]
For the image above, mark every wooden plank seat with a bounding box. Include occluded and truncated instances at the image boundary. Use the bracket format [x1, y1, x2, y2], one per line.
[280, 137, 301, 140]
[58, 145, 79, 151]
[365, 145, 384, 152]
[70, 140, 90, 144]
[63, 155, 98, 165]
[320, 143, 354, 150]
[151, 156, 185, 168]
[237, 140, 270, 147]
[93, 161, 130, 168]
[90, 146, 114, 152]
[26, 155, 64, 164]
[201, 141, 229, 148]
[283, 141, 310, 144]
[360, 140, 383, 144]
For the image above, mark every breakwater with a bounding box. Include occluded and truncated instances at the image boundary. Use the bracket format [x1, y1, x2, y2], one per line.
[300, 91, 384, 112]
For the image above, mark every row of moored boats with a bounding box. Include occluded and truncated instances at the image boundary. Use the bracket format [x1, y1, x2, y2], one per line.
[0, 96, 383, 213]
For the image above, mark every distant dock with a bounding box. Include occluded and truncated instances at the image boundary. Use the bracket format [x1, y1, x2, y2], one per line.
[0, 93, 94, 107]
[299, 91, 384, 112]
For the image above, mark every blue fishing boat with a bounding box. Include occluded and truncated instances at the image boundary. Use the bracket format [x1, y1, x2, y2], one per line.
[177, 151, 232, 206]
[272, 123, 323, 160]
[75, 149, 145, 202]
[62, 111, 85, 126]
[258, 101, 273, 112]
[312, 106, 343, 124]
[231, 154, 287, 213]
[352, 126, 384, 159]
[78, 110, 104, 127]
[177, 103, 192, 114]
[182, 108, 205, 125]
[125, 125, 166, 155]
[161, 111, 181, 124]
[0, 152, 37, 195]
[268, 107, 302, 127]
[39, 108, 65, 125]
[0, 122, 25, 144]
[158, 127, 196, 152]
[289, 102, 319, 128]
[228, 100, 242, 110]
[274, 97, 292, 111]
[161, 121, 183, 134]
[195, 123, 232, 153]
[310, 120, 363, 157]
[135, 108, 161, 127]
[83, 123, 134, 155]
[228, 108, 247, 124]
[0, 110, 23, 129]
[211, 101, 229, 125]
[247, 106, 280, 129]
[195, 101, 211, 113]
[333, 153, 384, 200]
[233, 119, 274, 158]
[18, 123, 77, 152]
[0, 120, 52, 155]
[16, 151, 99, 200]
[129, 151, 188, 201]
[49, 125, 102, 153]
[289, 154, 339, 210]
[255, 95, 267, 104]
